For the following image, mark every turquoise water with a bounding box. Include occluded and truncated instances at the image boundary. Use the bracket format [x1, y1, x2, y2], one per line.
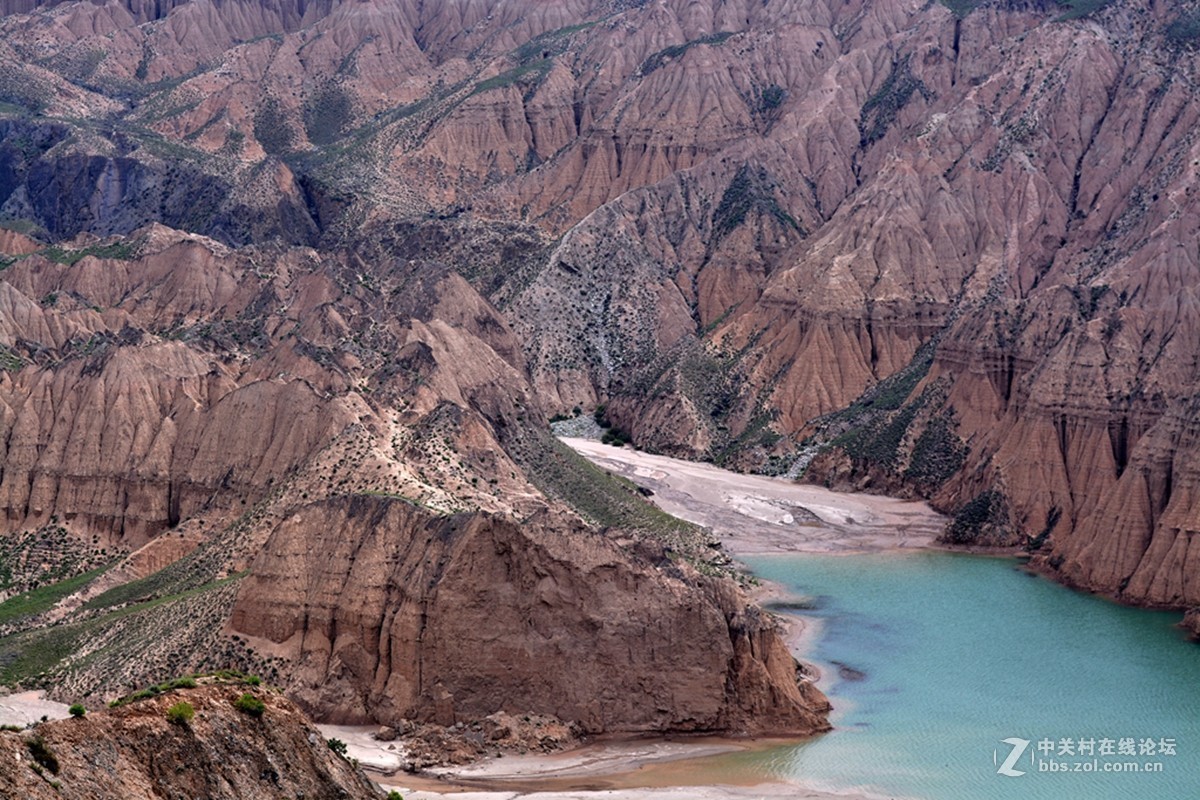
[730, 552, 1200, 800]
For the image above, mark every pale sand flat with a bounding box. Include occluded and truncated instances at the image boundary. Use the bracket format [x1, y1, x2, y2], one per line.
[0, 690, 71, 727]
[561, 437, 946, 554]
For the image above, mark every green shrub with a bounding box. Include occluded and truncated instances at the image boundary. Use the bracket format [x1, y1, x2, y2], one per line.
[68, 704, 86, 718]
[387, 792, 405, 800]
[327, 737, 348, 756]
[944, 491, 1008, 544]
[759, 84, 785, 112]
[27, 736, 59, 773]
[165, 701, 194, 726]
[234, 693, 265, 718]
[1166, 12, 1200, 47]
[245, 674, 262, 686]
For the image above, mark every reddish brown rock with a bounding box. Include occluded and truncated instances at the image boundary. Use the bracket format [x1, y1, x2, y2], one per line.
[0, 684, 381, 800]
[230, 496, 830, 736]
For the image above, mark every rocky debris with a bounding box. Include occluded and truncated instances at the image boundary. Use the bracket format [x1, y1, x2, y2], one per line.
[383, 711, 582, 771]
[1182, 609, 1200, 641]
[0, 684, 383, 800]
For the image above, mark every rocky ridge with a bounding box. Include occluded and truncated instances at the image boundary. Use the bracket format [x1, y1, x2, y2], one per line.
[0, 682, 384, 799]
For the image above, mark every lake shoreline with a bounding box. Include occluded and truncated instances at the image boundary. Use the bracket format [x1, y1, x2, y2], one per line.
[369, 439, 947, 800]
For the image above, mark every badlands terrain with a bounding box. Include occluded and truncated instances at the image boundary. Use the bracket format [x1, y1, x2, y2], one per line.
[0, 0, 1197, 793]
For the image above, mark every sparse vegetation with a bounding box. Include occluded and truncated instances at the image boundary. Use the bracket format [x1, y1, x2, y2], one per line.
[859, 54, 930, 147]
[944, 491, 1009, 544]
[166, 700, 194, 726]
[759, 84, 785, 111]
[471, 59, 553, 97]
[1054, 0, 1115, 21]
[327, 737, 348, 756]
[68, 703, 86, 718]
[26, 735, 59, 773]
[40, 239, 140, 266]
[234, 692, 266, 717]
[0, 566, 110, 628]
[254, 96, 296, 155]
[514, 20, 601, 63]
[303, 84, 354, 145]
[1166, 11, 1200, 48]
[640, 32, 735, 75]
[903, 414, 967, 488]
[712, 164, 802, 243]
[938, 0, 985, 17]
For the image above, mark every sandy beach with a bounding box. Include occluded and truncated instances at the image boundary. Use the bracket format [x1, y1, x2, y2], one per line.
[562, 438, 945, 554]
[376, 737, 879, 800]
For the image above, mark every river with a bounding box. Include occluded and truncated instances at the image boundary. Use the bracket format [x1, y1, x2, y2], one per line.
[550, 440, 1200, 800]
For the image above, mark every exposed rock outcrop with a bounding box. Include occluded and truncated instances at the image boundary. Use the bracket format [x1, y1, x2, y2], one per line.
[230, 496, 830, 736]
[0, 684, 382, 800]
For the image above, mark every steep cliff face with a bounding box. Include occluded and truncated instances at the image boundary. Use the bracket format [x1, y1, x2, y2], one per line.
[0, 684, 382, 800]
[230, 496, 829, 735]
[768, 0, 1200, 608]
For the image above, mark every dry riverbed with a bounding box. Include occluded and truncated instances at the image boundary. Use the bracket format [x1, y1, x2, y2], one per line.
[562, 437, 946, 554]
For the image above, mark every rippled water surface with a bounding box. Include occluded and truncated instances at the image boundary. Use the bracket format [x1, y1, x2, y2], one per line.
[715, 552, 1200, 799]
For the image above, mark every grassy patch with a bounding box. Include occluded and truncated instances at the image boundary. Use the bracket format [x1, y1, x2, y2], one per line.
[0, 344, 23, 372]
[165, 700, 193, 726]
[1054, 0, 1114, 21]
[0, 566, 109, 627]
[471, 59, 553, 96]
[0, 218, 45, 238]
[640, 32, 734, 76]
[938, 0, 986, 17]
[0, 622, 89, 685]
[514, 20, 601, 62]
[234, 692, 265, 717]
[82, 567, 243, 613]
[41, 239, 140, 266]
[509, 429, 714, 556]
[0, 573, 244, 686]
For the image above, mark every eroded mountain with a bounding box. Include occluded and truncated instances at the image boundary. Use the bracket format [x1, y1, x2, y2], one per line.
[0, 0, 1197, 733]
